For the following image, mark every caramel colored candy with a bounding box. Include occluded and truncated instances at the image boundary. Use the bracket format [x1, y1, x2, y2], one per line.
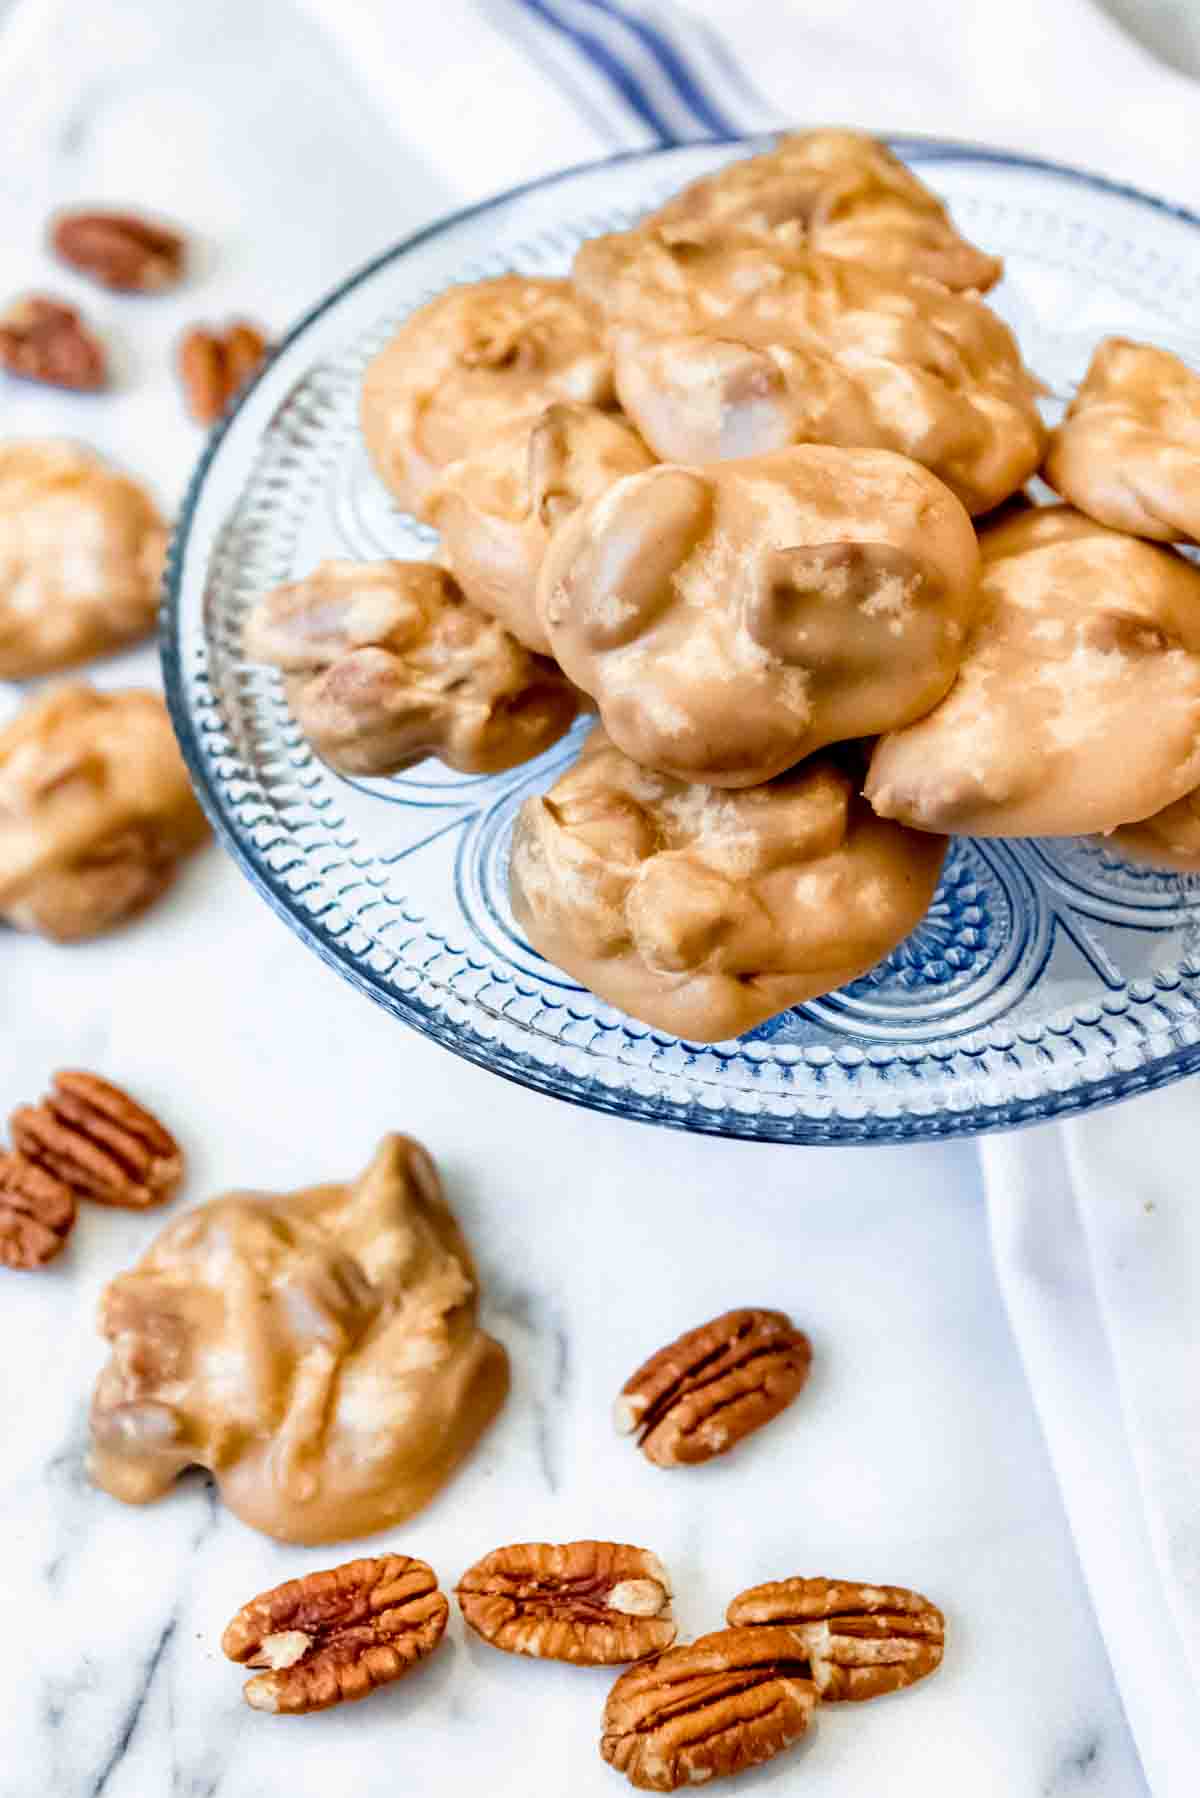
[89, 1135, 509, 1544]
[361, 276, 613, 516]
[537, 446, 979, 789]
[0, 685, 207, 943]
[0, 441, 166, 678]
[648, 129, 1002, 292]
[1044, 337, 1200, 543]
[510, 728, 946, 1042]
[868, 505, 1200, 838]
[425, 402, 654, 653]
[573, 232, 1042, 514]
[244, 558, 579, 776]
[1110, 790, 1200, 872]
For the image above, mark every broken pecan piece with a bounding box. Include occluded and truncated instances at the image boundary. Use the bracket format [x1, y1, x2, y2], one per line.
[457, 1541, 675, 1664]
[177, 319, 269, 424]
[0, 1150, 76, 1270]
[616, 1308, 812, 1466]
[601, 1625, 818, 1791]
[0, 295, 106, 390]
[50, 209, 186, 292]
[223, 1554, 449, 1714]
[726, 1576, 945, 1701]
[11, 1071, 182, 1210]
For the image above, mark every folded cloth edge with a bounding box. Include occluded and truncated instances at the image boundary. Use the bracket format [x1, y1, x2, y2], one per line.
[984, 1125, 1200, 1798]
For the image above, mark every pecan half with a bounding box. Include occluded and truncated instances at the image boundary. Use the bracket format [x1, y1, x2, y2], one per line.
[457, 1541, 675, 1664]
[0, 295, 106, 390]
[177, 319, 269, 424]
[616, 1308, 812, 1466]
[601, 1626, 818, 1791]
[726, 1576, 945, 1701]
[223, 1554, 448, 1713]
[11, 1071, 182, 1210]
[50, 209, 186, 292]
[0, 1150, 76, 1270]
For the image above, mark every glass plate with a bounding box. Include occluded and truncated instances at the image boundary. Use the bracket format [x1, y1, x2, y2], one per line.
[163, 136, 1200, 1144]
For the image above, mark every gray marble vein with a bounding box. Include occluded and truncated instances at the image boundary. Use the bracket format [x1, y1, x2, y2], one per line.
[1043, 1730, 1109, 1792]
[89, 1620, 176, 1798]
[486, 1282, 571, 1494]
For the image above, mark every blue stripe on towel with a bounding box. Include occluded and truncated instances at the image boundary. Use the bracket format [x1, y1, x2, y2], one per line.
[516, 0, 678, 141]
[579, 0, 738, 136]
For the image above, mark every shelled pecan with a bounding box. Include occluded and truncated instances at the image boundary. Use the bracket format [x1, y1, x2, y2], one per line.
[616, 1308, 812, 1466]
[601, 1625, 818, 1791]
[50, 209, 185, 292]
[177, 319, 269, 424]
[0, 295, 106, 390]
[11, 1071, 182, 1210]
[726, 1576, 945, 1701]
[223, 1555, 448, 1713]
[457, 1541, 675, 1664]
[0, 1150, 76, 1270]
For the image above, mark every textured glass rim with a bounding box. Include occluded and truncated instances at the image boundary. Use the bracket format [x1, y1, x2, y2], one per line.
[161, 132, 1200, 1145]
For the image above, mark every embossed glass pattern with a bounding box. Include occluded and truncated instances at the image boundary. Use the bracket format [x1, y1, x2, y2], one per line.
[163, 138, 1200, 1142]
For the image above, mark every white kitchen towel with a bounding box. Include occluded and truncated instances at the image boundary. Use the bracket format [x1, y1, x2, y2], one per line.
[984, 1110, 1200, 1798]
[295, 0, 1200, 205]
[293, 4, 1200, 1794]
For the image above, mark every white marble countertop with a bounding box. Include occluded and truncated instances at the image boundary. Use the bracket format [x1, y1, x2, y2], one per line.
[0, 0, 1163, 1792]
